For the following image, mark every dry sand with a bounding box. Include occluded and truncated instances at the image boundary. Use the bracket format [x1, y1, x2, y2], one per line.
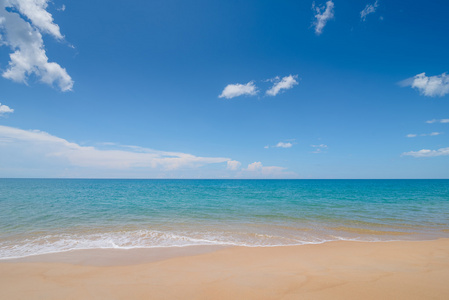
[1, 239, 449, 299]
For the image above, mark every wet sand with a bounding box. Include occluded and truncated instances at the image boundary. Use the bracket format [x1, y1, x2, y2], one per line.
[1, 239, 449, 299]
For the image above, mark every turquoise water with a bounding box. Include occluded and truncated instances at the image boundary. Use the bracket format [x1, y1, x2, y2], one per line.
[1, 179, 449, 259]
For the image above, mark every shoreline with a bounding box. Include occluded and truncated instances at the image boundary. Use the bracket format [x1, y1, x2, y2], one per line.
[1, 234, 447, 265]
[2, 227, 447, 262]
[1, 234, 444, 265]
[1, 238, 449, 299]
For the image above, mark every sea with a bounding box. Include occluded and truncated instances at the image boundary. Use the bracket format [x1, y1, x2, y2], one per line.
[1, 179, 448, 259]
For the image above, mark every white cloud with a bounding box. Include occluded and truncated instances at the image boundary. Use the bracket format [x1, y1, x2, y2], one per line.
[360, 1, 379, 21]
[246, 161, 263, 172]
[312, 1, 335, 35]
[402, 147, 449, 158]
[226, 160, 241, 171]
[9, 0, 63, 39]
[406, 132, 443, 137]
[264, 140, 295, 149]
[0, 125, 299, 178]
[266, 75, 299, 96]
[275, 142, 293, 148]
[0, 102, 13, 115]
[311, 144, 327, 153]
[0, 125, 231, 175]
[240, 161, 296, 178]
[401, 73, 449, 97]
[219, 81, 257, 99]
[426, 119, 449, 124]
[0, 0, 73, 91]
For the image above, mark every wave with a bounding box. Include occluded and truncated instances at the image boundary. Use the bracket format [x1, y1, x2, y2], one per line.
[0, 226, 425, 260]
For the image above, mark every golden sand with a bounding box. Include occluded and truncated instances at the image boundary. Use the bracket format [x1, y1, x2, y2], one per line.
[1, 239, 449, 299]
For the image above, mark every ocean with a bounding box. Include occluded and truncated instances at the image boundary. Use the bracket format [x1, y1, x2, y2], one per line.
[1, 179, 448, 259]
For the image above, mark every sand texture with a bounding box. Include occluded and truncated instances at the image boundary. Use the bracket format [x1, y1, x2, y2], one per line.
[1, 239, 449, 299]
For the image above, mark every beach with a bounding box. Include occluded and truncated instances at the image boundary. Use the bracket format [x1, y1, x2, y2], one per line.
[1, 0, 448, 298]
[1, 239, 449, 299]
[1, 179, 449, 299]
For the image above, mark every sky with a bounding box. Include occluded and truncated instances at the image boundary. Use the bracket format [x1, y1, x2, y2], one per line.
[0, 0, 448, 179]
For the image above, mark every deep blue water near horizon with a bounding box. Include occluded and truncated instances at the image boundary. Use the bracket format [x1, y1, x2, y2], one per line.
[1, 179, 449, 259]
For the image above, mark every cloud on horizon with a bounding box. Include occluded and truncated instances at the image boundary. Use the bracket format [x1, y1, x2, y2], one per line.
[0, 125, 295, 178]
[0, 125, 232, 176]
[402, 147, 449, 158]
[0, 0, 73, 91]
[312, 1, 335, 35]
[239, 161, 297, 178]
[226, 160, 241, 171]
[400, 73, 449, 97]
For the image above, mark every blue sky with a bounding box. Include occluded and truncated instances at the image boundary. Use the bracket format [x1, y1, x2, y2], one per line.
[0, 0, 448, 178]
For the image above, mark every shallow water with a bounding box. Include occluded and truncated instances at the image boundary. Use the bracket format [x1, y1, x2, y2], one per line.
[1, 179, 448, 259]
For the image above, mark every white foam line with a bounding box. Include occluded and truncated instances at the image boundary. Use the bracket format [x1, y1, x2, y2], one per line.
[0, 239, 337, 260]
[0, 230, 428, 260]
